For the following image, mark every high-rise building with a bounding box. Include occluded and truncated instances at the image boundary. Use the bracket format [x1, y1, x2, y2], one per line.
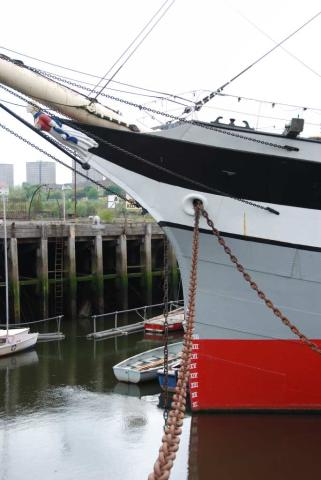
[0, 163, 14, 187]
[26, 161, 56, 185]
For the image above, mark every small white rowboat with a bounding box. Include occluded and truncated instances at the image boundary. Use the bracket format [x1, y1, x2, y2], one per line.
[113, 342, 182, 383]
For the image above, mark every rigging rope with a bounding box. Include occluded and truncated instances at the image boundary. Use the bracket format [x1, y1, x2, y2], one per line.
[183, 10, 321, 114]
[232, 6, 321, 81]
[3, 47, 321, 113]
[36, 69, 191, 108]
[0, 87, 281, 215]
[0, 56, 313, 151]
[0, 116, 138, 207]
[24, 64, 321, 114]
[7, 62, 298, 156]
[91, 0, 176, 99]
[0, 46, 193, 104]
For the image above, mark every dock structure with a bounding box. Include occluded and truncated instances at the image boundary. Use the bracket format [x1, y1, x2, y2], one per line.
[0, 221, 179, 322]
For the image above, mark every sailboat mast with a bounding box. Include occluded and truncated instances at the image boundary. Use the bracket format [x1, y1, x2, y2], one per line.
[1, 191, 9, 337]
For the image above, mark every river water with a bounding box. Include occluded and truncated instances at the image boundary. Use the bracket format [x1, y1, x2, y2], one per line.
[1, 325, 321, 480]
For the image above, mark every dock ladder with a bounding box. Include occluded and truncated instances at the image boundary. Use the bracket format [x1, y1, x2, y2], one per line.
[53, 223, 64, 316]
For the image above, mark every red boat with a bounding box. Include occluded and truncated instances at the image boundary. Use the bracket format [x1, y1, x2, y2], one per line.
[144, 307, 184, 334]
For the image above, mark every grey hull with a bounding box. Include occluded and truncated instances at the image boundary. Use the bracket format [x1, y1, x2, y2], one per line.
[164, 226, 321, 340]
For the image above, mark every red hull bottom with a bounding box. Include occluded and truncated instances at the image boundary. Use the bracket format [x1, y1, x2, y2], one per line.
[189, 339, 321, 411]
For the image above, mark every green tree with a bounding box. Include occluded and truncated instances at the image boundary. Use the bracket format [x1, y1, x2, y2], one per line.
[84, 185, 98, 200]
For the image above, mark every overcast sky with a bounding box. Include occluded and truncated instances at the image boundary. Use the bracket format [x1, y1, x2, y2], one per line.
[1, 0, 321, 185]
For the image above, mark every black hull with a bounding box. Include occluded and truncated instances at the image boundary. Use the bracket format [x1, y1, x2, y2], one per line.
[71, 121, 321, 211]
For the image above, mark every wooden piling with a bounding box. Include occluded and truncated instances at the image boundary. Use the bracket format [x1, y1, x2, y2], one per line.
[0, 221, 178, 320]
[92, 234, 104, 313]
[67, 225, 77, 317]
[116, 233, 128, 309]
[8, 237, 20, 322]
[37, 225, 49, 318]
[168, 242, 179, 298]
[141, 223, 153, 305]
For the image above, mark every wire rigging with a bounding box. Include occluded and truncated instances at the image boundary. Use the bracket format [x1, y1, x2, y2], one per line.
[183, 10, 321, 114]
[90, 0, 175, 98]
[0, 45, 192, 104]
[232, 6, 321, 80]
[35, 68, 321, 115]
[95, 1, 176, 99]
[0, 104, 139, 206]
[3, 45, 321, 113]
[0, 94, 280, 215]
[32, 68, 191, 108]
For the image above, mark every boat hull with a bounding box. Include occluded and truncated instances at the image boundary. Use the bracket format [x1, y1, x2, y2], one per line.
[66, 121, 321, 410]
[164, 225, 321, 411]
[113, 342, 182, 384]
[144, 307, 184, 333]
[158, 370, 178, 393]
[0, 333, 38, 357]
[190, 338, 321, 411]
[144, 321, 184, 333]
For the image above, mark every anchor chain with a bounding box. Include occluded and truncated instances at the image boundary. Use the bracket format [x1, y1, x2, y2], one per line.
[29, 66, 298, 152]
[162, 236, 170, 427]
[148, 202, 201, 480]
[201, 206, 321, 356]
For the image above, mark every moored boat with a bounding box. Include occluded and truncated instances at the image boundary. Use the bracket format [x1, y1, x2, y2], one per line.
[158, 360, 180, 393]
[144, 307, 185, 333]
[113, 342, 182, 383]
[0, 328, 38, 357]
[0, 185, 38, 358]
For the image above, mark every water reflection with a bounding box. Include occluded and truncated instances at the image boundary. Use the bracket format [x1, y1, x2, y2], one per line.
[0, 331, 190, 480]
[0, 350, 38, 371]
[1, 331, 321, 480]
[113, 381, 161, 398]
[188, 414, 321, 480]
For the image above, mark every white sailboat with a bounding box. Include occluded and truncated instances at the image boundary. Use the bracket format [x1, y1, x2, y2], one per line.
[0, 186, 38, 357]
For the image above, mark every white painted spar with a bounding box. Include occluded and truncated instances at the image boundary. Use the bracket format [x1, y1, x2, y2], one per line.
[0, 57, 136, 131]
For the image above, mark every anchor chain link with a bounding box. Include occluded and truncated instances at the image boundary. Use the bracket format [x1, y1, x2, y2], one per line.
[29, 66, 298, 152]
[149, 201, 321, 479]
[201, 206, 321, 356]
[148, 202, 201, 480]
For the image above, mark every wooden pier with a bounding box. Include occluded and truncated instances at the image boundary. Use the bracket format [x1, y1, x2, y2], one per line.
[0, 221, 179, 322]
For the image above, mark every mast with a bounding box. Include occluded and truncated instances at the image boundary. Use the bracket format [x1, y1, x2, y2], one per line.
[0, 55, 141, 132]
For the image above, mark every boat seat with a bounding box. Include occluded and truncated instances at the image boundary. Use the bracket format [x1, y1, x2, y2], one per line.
[130, 361, 145, 367]
[143, 356, 159, 363]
